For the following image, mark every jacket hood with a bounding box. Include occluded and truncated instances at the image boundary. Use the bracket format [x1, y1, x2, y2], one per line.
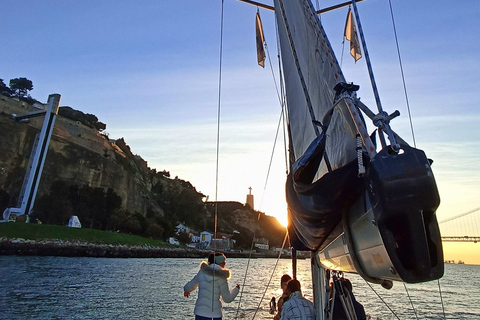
[199, 261, 231, 280]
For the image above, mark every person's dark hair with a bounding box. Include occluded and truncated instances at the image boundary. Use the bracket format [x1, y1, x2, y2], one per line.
[208, 253, 215, 264]
[342, 278, 352, 292]
[286, 279, 301, 293]
[207, 252, 226, 265]
[281, 274, 292, 285]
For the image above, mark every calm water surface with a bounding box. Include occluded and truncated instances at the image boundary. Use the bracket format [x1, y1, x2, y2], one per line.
[0, 256, 478, 319]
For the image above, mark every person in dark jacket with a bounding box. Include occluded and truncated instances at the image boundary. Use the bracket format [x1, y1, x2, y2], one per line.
[331, 278, 366, 320]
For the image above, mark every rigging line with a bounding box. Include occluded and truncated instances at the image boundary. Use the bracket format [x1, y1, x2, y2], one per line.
[235, 231, 258, 320]
[402, 283, 419, 320]
[340, 34, 346, 68]
[274, 11, 289, 174]
[363, 280, 401, 320]
[388, 0, 416, 148]
[212, 0, 225, 315]
[340, 6, 347, 69]
[260, 109, 285, 212]
[281, 95, 288, 175]
[259, 15, 285, 211]
[251, 230, 289, 320]
[265, 38, 283, 106]
[214, 0, 225, 242]
[236, 13, 288, 318]
[437, 279, 447, 320]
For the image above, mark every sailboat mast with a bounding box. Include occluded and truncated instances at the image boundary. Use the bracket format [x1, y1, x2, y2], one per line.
[350, 0, 400, 150]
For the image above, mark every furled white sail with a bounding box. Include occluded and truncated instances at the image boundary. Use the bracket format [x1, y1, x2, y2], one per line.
[274, 0, 443, 287]
[274, 0, 357, 179]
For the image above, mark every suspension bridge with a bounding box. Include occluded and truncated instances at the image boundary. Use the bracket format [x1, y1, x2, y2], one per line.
[439, 207, 480, 243]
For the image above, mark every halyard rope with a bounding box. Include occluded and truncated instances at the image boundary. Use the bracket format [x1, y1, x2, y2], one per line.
[234, 8, 290, 319]
[387, 0, 416, 147]
[212, 0, 225, 316]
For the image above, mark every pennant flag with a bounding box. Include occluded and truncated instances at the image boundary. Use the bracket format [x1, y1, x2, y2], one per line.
[344, 8, 362, 62]
[256, 11, 266, 68]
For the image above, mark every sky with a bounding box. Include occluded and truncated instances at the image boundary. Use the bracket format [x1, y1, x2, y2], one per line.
[1, 0, 479, 263]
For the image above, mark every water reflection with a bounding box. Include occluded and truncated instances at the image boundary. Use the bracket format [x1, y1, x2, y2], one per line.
[0, 257, 479, 319]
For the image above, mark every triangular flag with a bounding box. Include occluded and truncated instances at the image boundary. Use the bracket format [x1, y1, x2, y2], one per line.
[256, 11, 266, 68]
[344, 8, 362, 62]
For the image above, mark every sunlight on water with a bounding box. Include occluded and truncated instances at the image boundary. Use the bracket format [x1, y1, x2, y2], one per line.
[0, 257, 479, 319]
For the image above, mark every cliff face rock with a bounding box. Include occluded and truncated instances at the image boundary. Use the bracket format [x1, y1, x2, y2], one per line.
[0, 96, 164, 215]
[0, 95, 284, 245]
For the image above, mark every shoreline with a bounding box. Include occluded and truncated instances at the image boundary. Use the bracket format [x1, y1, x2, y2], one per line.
[0, 238, 290, 259]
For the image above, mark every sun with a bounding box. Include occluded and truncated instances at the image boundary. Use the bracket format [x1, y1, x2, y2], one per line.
[275, 213, 288, 228]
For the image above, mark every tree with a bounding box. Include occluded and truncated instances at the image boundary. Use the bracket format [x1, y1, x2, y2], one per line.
[9, 77, 33, 97]
[0, 190, 11, 214]
[177, 231, 192, 245]
[0, 79, 12, 96]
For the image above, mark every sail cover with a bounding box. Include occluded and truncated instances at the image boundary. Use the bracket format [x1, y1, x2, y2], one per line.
[275, 0, 363, 250]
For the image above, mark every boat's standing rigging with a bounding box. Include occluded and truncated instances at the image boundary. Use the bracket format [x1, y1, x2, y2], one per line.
[210, 3, 291, 319]
[236, 8, 293, 319]
[211, 0, 225, 315]
[212, 0, 446, 319]
[387, 0, 416, 148]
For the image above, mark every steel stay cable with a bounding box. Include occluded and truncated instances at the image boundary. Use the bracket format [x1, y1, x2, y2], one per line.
[437, 279, 447, 320]
[367, 4, 447, 317]
[387, 0, 416, 148]
[402, 283, 419, 320]
[363, 279, 401, 320]
[234, 8, 290, 319]
[234, 229, 259, 320]
[212, 0, 225, 316]
[251, 230, 289, 319]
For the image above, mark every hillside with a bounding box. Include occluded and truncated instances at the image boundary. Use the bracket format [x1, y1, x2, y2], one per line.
[0, 94, 285, 248]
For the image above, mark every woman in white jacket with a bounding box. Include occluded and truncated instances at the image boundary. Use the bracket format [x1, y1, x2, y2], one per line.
[184, 253, 240, 320]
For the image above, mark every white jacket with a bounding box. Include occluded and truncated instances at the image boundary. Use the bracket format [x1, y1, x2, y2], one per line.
[184, 261, 239, 318]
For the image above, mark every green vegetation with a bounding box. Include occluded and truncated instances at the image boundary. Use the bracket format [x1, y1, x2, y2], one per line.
[1, 76, 37, 104]
[0, 222, 169, 246]
[59, 106, 106, 131]
[9, 77, 33, 98]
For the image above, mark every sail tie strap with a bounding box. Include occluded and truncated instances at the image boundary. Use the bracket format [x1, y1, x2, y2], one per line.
[356, 134, 365, 176]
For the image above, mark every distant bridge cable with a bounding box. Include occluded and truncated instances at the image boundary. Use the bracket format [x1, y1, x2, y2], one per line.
[438, 207, 480, 224]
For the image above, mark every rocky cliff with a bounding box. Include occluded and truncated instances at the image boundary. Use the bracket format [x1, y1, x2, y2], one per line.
[0, 95, 284, 245]
[1, 95, 183, 217]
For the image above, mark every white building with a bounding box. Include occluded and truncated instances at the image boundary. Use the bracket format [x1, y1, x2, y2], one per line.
[176, 223, 190, 234]
[200, 231, 213, 243]
[168, 237, 180, 245]
[254, 237, 269, 250]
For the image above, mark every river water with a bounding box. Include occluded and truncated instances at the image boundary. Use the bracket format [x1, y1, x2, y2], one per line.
[0, 256, 478, 319]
